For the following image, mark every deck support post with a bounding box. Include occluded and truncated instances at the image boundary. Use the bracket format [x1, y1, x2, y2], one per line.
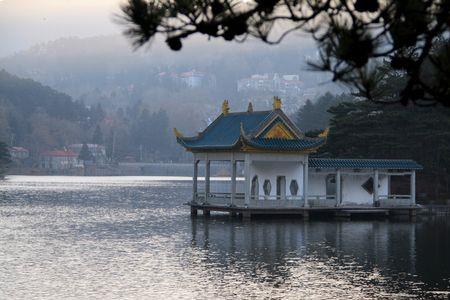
[373, 170, 379, 207]
[190, 206, 198, 216]
[193, 159, 199, 203]
[303, 210, 309, 220]
[336, 169, 341, 207]
[410, 171, 416, 207]
[244, 154, 251, 207]
[231, 154, 237, 206]
[303, 159, 309, 207]
[205, 155, 210, 204]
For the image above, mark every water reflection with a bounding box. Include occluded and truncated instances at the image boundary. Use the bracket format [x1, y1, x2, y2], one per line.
[0, 176, 449, 299]
[190, 216, 450, 298]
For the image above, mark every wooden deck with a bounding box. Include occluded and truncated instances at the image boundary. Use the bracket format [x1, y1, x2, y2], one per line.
[187, 202, 418, 220]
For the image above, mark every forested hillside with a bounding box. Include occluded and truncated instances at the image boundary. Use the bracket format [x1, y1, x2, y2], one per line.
[0, 70, 88, 120]
[293, 92, 354, 132]
[0, 36, 344, 121]
[0, 70, 178, 163]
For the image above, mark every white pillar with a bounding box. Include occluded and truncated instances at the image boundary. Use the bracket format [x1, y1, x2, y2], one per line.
[244, 154, 251, 206]
[205, 156, 210, 203]
[193, 159, 199, 203]
[373, 170, 379, 206]
[231, 154, 237, 206]
[303, 158, 309, 207]
[336, 169, 341, 207]
[387, 174, 391, 196]
[410, 171, 416, 206]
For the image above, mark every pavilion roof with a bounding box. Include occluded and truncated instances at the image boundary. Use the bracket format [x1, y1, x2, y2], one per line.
[176, 100, 325, 152]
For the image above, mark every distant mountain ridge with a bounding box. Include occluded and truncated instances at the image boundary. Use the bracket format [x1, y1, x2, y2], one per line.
[0, 35, 330, 103]
[0, 69, 105, 156]
[0, 69, 87, 120]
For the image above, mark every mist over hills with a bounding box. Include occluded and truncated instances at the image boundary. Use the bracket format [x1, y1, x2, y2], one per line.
[0, 35, 341, 97]
[0, 34, 346, 140]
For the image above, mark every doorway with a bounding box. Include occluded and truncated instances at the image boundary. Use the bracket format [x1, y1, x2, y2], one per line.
[276, 176, 286, 200]
[251, 175, 259, 199]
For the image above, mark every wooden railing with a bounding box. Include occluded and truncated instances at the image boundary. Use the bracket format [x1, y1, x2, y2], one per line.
[307, 195, 337, 208]
[378, 195, 411, 200]
[378, 195, 413, 207]
[194, 192, 307, 208]
[249, 198, 305, 208]
[194, 193, 415, 208]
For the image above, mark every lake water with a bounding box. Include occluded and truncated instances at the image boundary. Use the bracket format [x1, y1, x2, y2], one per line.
[0, 176, 449, 299]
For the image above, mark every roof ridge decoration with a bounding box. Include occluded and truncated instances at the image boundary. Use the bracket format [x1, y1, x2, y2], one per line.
[173, 128, 183, 138]
[222, 100, 230, 115]
[318, 127, 330, 138]
[273, 96, 282, 110]
[247, 102, 253, 112]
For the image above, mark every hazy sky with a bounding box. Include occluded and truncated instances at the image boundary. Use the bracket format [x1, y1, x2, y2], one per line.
[1, 0, 124, 57]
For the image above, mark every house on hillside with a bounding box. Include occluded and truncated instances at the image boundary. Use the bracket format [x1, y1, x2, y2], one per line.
[9, 147, 29, 160]
[179, 70, 205, 88]
[68, 144, 107, 165]
[174, 97, 422, 219]
[158, 69, 216, 89]
[40, 150, 82, 170]
[237, 73, 302, 96]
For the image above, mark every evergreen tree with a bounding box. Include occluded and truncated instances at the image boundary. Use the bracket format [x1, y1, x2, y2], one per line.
[105, 128, 115, 161]
[294, 93, 354, 132]
[319, 101, 450, 202]
[92, 125, 104, 145]
[91, 104, 105, 124]
[78, 143, 93, 162]
[0, 141, 11, 177]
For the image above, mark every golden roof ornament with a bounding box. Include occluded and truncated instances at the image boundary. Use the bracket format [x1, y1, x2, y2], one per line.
[173, 127, 183, 138]
[318, 127, 330, 138]
[247, 102, 253, 112]
[273, 96, 282, 110]
[222, 99, 230, 115]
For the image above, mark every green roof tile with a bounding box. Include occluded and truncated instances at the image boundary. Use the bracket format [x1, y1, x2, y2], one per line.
[246, 137, 326, 151]
[308, 158, 423, 170]
[178, 111, 272, 149]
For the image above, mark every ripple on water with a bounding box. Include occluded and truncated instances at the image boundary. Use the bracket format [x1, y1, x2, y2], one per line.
[0, 176, 449, 299]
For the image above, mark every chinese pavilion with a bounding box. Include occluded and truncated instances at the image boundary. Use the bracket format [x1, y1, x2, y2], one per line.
[175, 98, 422, 219]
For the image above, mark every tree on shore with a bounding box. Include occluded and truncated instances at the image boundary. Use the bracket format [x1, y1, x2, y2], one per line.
[0, 141, 11, 177]
[120, 0, 450, 106]
[318, 100, 450, 202]
[294, 93, 354, 132]
[301, 65, 450, 201]
[78, 143, 93, 164]
[92, 124, 104, 145]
